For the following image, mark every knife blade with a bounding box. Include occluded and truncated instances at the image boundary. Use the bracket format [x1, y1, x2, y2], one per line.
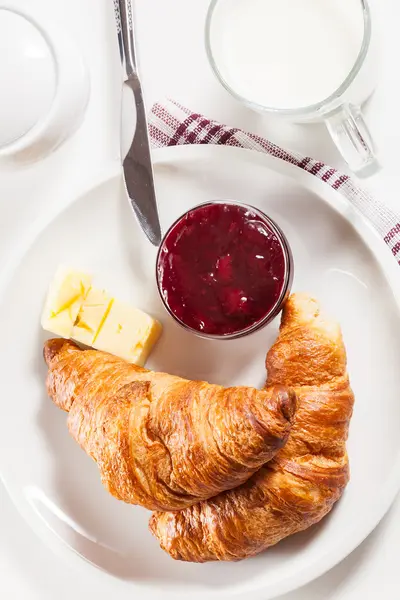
[114, 0, 162, 246]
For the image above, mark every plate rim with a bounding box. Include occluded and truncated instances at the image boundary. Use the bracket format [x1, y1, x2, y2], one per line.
[1, 143, 400, 600]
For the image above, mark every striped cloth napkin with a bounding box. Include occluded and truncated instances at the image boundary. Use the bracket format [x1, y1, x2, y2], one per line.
[149, 99, 400, 264]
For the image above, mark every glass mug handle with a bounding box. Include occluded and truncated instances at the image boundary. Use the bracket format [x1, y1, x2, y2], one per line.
[326, 105, 380, 177]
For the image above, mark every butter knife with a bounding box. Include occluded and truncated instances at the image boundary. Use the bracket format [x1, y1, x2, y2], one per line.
[114, 0, 162, 246]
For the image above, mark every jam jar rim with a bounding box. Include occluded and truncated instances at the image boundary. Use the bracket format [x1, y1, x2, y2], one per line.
[155, 200, 294, 340]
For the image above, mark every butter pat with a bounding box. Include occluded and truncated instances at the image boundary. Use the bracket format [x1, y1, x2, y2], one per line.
[41, 266, 91, 338]
[41, 266, 162, 366]
[71, 287, 113, 346]
[93, 299, 162, 366]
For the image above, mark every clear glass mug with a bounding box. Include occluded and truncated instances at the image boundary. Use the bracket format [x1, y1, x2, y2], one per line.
[206, 0, 379, 177]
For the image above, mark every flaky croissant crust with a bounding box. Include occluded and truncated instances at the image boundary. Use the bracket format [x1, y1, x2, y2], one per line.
[44, 339, 296, 512]
[150, 294, 354, 561]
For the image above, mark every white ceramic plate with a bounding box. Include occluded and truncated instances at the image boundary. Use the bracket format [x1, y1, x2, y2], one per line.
[1, 145, 400, 600]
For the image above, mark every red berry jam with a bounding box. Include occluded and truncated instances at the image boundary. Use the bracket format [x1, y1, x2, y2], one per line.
[157, 202, 293, 338]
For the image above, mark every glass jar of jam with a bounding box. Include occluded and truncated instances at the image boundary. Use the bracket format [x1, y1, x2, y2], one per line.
[156, 201, 294, 339]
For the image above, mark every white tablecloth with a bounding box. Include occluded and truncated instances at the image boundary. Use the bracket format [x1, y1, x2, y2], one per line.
[0, 1, 398, 598]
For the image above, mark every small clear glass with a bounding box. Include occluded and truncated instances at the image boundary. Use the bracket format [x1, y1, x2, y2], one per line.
[206, 0, 379, 177]
[156, 201, 294, 341]
[0, 4, 89, 165]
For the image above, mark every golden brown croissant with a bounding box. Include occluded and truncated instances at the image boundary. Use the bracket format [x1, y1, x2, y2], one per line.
[44, 338, 296, 512]
[150, 293, 355, 561]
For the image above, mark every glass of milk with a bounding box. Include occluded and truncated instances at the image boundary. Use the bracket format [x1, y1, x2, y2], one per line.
[206, 0, 379, 177]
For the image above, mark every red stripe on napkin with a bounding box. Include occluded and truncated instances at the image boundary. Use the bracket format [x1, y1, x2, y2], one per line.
[149, 99, 400, 264]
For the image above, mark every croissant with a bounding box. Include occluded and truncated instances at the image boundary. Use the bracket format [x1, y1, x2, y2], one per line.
[150, 293, 355, 561]
[44, 338, 296, 512]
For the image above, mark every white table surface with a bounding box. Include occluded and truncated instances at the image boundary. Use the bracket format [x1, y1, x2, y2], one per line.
[0, 0, 399, 598]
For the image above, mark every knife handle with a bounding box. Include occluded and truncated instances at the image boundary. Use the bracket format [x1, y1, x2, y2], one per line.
[112, 0, 123, 62]
[117, 0, 138, 79]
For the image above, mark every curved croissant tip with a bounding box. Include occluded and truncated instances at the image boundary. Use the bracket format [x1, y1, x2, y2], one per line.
[43, 339, 62, 366]
[149, 513, 191, 562]
[43, 338, 77, 366]
[149, 513, 158, 536]
[149, 513, 171, 553]
[284, 293, 320, 323]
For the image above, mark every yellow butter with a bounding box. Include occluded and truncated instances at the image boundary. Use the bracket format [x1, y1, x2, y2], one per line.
[71, 287, 113, 346]
[41, 266, 92, 338]
[93, 298, 162, 366]
[41, 267, 162, 365]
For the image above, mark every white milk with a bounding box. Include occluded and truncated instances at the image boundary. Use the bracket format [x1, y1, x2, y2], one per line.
[209, 0, 366, 109]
